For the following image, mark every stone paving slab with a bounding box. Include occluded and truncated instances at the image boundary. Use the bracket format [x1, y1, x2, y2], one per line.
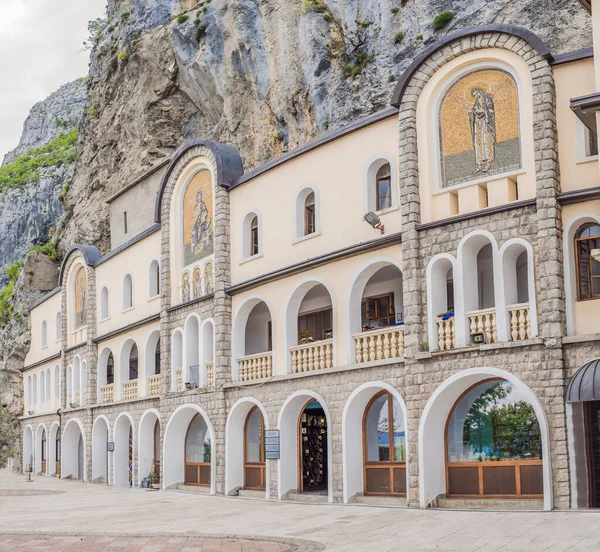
[2, 470, 600, 551]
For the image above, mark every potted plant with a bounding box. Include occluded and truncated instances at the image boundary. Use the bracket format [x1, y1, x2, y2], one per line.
[148, 471, 160, 489]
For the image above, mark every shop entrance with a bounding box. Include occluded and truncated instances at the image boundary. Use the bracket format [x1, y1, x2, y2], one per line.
[298, 400, 327, 494]
[586, 401, 600, 507]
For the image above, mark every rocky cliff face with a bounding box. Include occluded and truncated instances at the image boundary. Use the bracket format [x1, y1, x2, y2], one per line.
[62, 0, 592, 251]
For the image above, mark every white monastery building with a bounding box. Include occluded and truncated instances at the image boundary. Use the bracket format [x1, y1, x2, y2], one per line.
[18, 10, 600, 510]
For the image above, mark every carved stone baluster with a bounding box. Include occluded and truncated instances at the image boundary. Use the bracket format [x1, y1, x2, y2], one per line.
[525, 308, 532, 339]
[518, 309, 527, 341]
[390, 330, 398, 358]
[510, 309, 518, 341]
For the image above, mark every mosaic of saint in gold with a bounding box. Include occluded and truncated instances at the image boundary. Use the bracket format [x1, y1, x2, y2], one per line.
[440, 69, 521, 187]
[74, 267, 86, 329]
[183, 170, 214, 266]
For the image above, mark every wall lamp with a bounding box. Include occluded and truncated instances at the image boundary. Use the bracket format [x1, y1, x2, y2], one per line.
[364, 212, 385, 235]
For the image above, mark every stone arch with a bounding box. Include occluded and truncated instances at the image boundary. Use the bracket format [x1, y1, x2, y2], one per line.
[171, 328, 184, 391]
[418, 367, 552, 510]
[92, 415, 110, 484]
[113, 412, 135, 488]
[277, 390, 333, 502]
[119, 338, 139, 400]
[144, 329, 161, 395]
[62, 418, 86, 481]
[201, 319, 215, 386]
[294, 185, 320, 239]
[426, 253, 459, 351]
[184, 313, 201, 386]
[225, 397, 270, 498]
[342, 382, 408, 503]
[22, 425, 33, 474]
[35, 423, 47, 475]
[162, 404, 216, 493]
[232, 295, 274, 380]
[347, 256, 404, 361]
[284, 277, 336, 374]
[97, 347, 115, 402]
[138, 409, 161, 486]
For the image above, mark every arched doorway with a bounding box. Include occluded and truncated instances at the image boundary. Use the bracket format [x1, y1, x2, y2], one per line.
[35, 425, 47, 475]
[41, 428, 47, 475]
[138, 409, 160, 486]
[92, 417, 109, 484]
[363, 391, 406, 496]
[48, 423, 60, 477]
[62, 419, 85, 481]
[23, 426, 33, 475]
[244, 406, 265, 491]
[184, 414, 211, 487]
[298, 399, 327, 495]
[114, 414, 134, 488]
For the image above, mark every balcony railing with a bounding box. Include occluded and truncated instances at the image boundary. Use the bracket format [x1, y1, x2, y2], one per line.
[467, 307, 497, 344]
[100, 384, 114, 404]
[176, 368, 183, 391]
[353, 326, 404, 363]
[205, 362, 214, 386]
[147, 375, 161, 397]
[508, 303, 532, 341]
[238, 352, 273, 382]
[436, 317, 455, 351]
[290, 339, 334, 374]
[123, 379, 138, 401]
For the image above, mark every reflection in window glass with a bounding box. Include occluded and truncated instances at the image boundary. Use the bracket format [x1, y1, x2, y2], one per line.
[245, 408, 263, 463]
[446, 380, 542, 463]
[185, 414, 211, 463]
[365, 393, 405, 462]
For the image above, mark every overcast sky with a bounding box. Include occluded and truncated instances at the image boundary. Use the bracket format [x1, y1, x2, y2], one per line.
[0, 0, 107, 161]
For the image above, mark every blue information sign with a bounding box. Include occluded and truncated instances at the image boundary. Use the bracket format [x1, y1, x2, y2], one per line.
[264, 429, 280, 460]
[107, 442, 115, 452]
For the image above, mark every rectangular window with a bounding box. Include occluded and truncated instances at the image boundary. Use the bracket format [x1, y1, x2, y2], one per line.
[587, 126, 599, 157]
[446, 280, 455, 311]
[107, 360, 114, 385]
[376, 178, 392, 211]
[577, 237, 600, 300]
[361, 293, 395, 329]
[298, 308, 332, 343]
[251, 225, 259, 256]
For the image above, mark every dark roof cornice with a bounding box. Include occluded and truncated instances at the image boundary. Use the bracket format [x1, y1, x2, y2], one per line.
[58, 245, 102, 284]
[28, 286, 62, 312]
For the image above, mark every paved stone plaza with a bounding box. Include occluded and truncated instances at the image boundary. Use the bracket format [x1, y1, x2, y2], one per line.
[1, 470, 600, 552]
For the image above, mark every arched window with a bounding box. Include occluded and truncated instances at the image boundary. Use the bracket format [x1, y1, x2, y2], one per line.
[204, 262, 214, 295]
[446, 379, 543, 498]
[575, 223, 600, 301]
[149, 260, 160, 298]
[41, 429, 47, 473]
[123, 275, 133, 310]
[41, 321, 47, 348]
[250, 216, 259, 256]
[55, 312, 61, 342]
[106, 352, 114, 385]
[376, 164, 392, 212]
[181, 272, 191, 303]
[73, 266, 87, 330]
[40, 372, 46, 408]
[192, 268, 202, 298]
[32, 374, 37, 406]
[304, 192, 316, 235]
[184, 414, 211, 486]
[46, 368, 51, 404]
[100, 287, 109, 320]
[154, 340, 161, 375]
[27, 376, 32, 410]
[244, 406, 265, 490]
[54, 366, 60, 403]
[363, 391, 406, 495]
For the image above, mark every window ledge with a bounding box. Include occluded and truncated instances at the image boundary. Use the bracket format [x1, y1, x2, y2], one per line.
[240, 253, 263, 265]
[99, 316, 111, 323]
[122, 306, 135, 314]
[41, 345, 48, 350]
[148, 294, 160, 302]
[576, 155, 598, 165]
[71, 325, 87, 335]
[375, 205, 399, 216]
[292, 231, 321, 245]
[431, 168, 526, 196]
[422, 338, 544, 358]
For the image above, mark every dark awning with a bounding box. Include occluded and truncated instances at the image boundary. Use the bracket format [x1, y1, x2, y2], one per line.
[570, 93, 600, 138]
[567, 359, 600, 403]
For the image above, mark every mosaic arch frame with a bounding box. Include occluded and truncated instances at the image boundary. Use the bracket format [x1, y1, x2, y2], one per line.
[437, 63, 522, 189]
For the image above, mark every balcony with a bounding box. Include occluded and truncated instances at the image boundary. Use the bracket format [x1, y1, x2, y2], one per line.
[353, 326, 404, 363]
[508, 303, 532, 341]
[436, 317, 456, 351]
[176, 368, 183, 391]
[100, 384, 114, 404]
[205, 362, 214, 386]
[290, 339, 334, 374]
[147, 375, 161, 397]
[467, 307, 497, 344]
[123, 380, 138, 401]
[238, 352, 272, 382]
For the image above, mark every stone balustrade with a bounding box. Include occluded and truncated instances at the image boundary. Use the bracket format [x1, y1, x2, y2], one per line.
[238, 352, 273, 382]
[436, 317, 456, 351]
[176, 368, 183, 391]
[205, 362, 214, 386]
[100, 384, 114, 404]
[467, 307, 497, 344]
[508, 303, 532, 341]
[123, 379, 138, 401]
[353, 326, 404, 363]
[290, 339, 334, 374]
[147, 375, 161, 397]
